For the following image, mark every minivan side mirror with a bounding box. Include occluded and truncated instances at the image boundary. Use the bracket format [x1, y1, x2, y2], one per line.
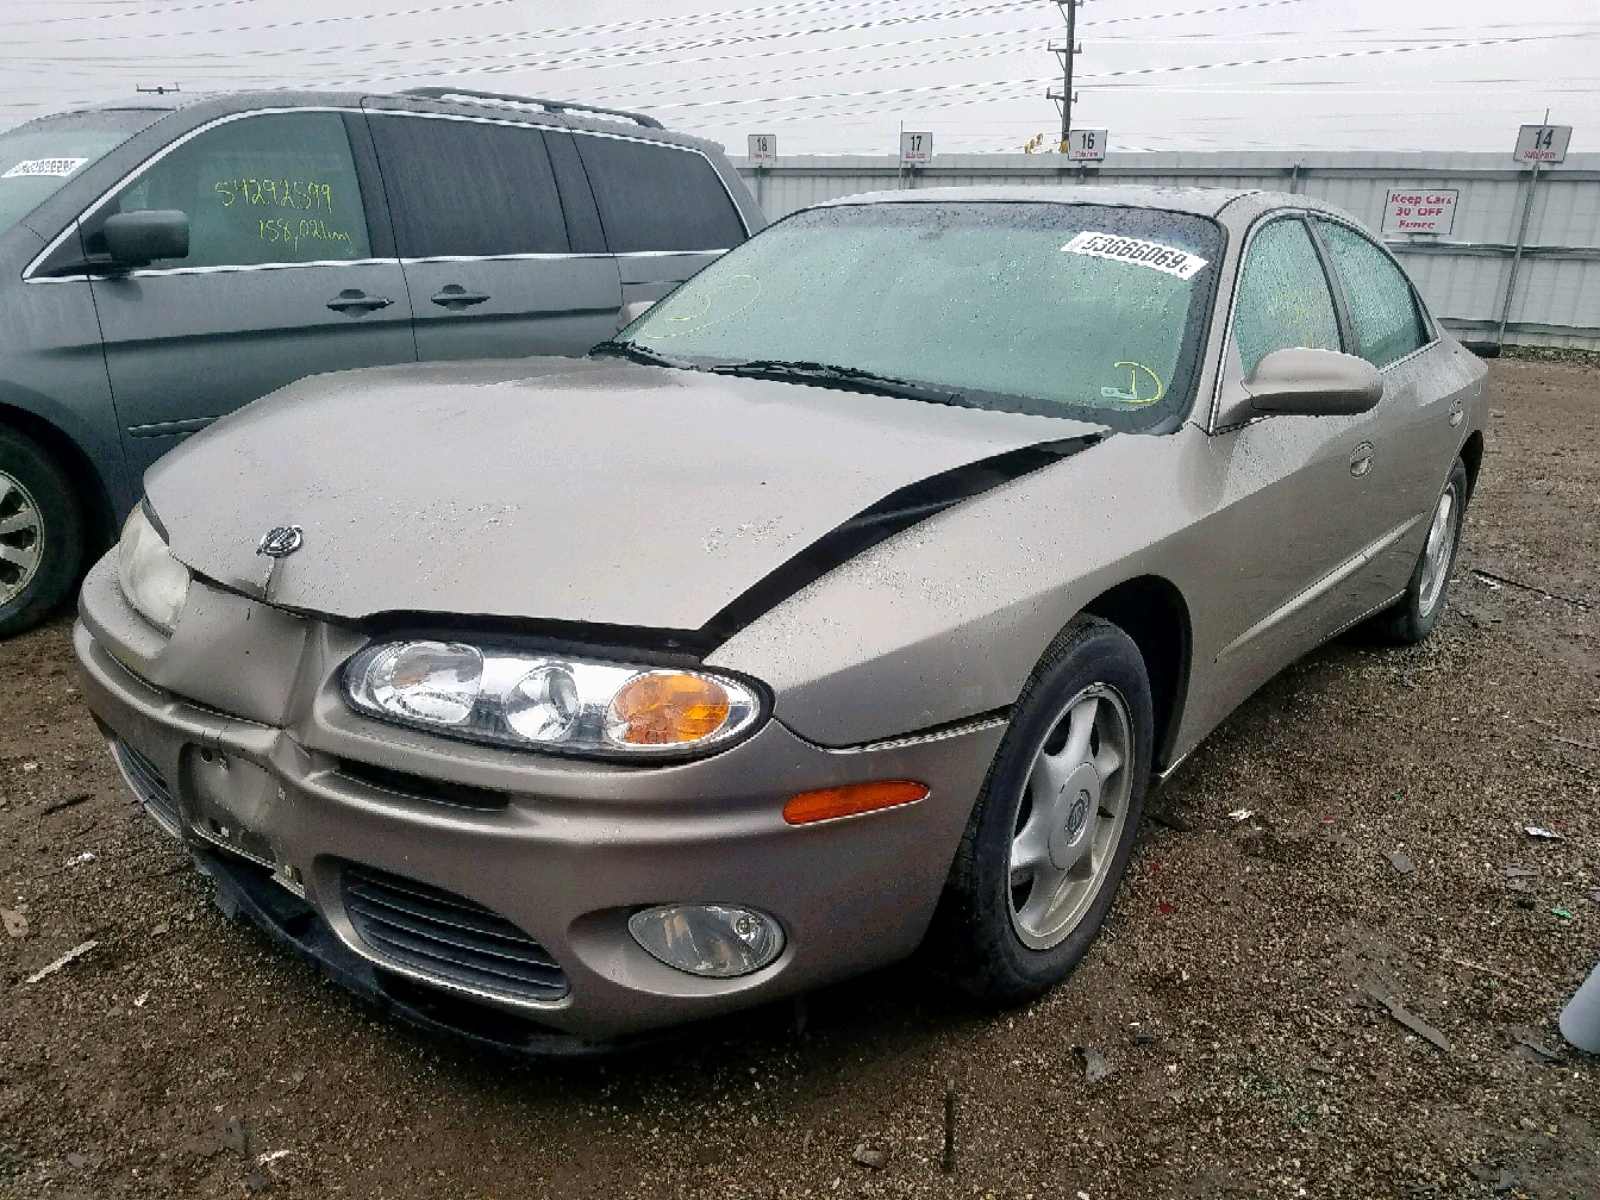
[1243, 347, 1383, 417]
[103, 210, 190, 267]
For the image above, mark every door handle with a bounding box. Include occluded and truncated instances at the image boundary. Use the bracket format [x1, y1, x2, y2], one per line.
[430, 285, 492, 310]
[327, 289, 393, 314]
[1349, 441, 1375, 478]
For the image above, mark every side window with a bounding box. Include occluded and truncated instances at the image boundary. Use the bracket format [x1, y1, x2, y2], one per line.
[573, 135, 746, 253]
[95, 112, 370, 269]
[1232, 218, 1342, 376]
[1315, 219, 1428, 367]
[368, 115, 568, 257]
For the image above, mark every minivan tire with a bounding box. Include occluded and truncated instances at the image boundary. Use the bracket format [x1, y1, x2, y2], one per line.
[927, 616, 1153, 1004]
[0, 428, 85, 637]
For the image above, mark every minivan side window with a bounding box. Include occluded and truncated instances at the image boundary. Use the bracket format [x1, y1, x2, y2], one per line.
[95, 112, 371, 269]
[368, 115, 569, 257]
[1315, 219, 1428, 367]
[1232, 217, 1343, 376]
[573, 135, 747, 253]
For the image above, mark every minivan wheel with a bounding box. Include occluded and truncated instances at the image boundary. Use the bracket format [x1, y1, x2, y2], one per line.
[1375, 457, 1469, 645]
[929, 616, 1153, 1004]
[0, 428, 85, 637]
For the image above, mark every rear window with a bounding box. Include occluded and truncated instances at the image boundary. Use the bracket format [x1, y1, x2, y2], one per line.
[573, 134, 746, 253]
[369, 115, 569, 258]
[0, 108, 163, 237]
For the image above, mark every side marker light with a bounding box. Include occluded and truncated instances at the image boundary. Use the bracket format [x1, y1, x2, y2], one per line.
[782, 780, 929, 826]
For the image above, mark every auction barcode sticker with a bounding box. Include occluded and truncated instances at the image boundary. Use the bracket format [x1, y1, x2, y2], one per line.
[3, 158, 88, 179]
[1062, 231, 1208, 280]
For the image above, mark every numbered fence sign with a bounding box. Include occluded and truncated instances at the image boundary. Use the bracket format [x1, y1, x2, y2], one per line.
[1066, 129, 1108, 161]
[1382, 188, 1458, 235]
[1514, 124, 1571, 164]
[748, 134, 777, 164]
[900, 131, 932, 164]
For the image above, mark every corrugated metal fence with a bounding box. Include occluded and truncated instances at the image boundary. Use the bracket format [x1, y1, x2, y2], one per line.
[735, 151, 1600, 350]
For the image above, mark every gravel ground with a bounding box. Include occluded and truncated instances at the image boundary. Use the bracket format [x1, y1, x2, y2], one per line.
[1, 358, 1597, 1200]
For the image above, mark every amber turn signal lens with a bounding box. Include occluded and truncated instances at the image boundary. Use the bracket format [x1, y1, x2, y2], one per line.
[782, 780, 930, 826]
[606, 672, 732, 745]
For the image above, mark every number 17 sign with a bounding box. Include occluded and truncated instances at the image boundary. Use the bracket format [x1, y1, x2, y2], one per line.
[900, 132, 932, 164]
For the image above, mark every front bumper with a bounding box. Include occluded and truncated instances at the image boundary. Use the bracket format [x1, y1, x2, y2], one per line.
[75, 559, 1003, 1046]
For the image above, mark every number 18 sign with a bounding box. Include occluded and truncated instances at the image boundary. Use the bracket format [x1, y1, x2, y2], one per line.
[747, 134, 777, 164]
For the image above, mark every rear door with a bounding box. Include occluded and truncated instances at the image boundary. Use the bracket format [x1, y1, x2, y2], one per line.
[84, 109, 415, 482]
[364, 110, 622, 362]
[1311, 217, 1466, 597]
[570, 132, 750, 307]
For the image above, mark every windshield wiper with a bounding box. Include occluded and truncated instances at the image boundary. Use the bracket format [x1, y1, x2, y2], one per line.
[589, 340, 695, 369]
[706, 359, 962, 405]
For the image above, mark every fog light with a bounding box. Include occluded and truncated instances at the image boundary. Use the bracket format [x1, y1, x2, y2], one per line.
[628, 904, 784, 978]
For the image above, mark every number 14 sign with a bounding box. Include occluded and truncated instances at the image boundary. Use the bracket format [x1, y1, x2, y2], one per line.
[1515, 124, 1571, 164]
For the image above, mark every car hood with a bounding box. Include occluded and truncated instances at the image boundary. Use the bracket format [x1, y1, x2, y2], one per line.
[146, 357, 1108, 633]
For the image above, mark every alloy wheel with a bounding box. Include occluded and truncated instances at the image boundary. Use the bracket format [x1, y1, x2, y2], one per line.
[0, 470, 44, 608]
[1417, 481, 1460, 616]
[1007, 682, 1134, 951]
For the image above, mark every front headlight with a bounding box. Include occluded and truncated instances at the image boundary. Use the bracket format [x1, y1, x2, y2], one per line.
[116, 505, 190, 632]
[341, 640, 765, 759]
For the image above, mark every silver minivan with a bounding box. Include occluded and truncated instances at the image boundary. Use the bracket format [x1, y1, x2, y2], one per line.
[0, 87, 763, 634]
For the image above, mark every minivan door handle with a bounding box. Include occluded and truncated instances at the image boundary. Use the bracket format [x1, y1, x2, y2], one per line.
[1349, 441, 1376, 477]
[430, 285, 492, 310]
[326, 289, 393, 315]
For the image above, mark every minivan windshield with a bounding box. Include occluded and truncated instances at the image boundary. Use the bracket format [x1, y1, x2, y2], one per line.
[612, 201, 1225, 431]
[0, 108, 166, 238]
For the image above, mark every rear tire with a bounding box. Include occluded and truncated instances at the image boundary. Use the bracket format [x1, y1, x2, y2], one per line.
[1374, 457, 1468, 645]
[0, 427, 85, 637]
[927, 616, 1153, 1004]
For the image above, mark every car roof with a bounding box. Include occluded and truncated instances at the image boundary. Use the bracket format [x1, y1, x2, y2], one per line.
[46, 88, 709, 147]
[810, 184, 1257, 218]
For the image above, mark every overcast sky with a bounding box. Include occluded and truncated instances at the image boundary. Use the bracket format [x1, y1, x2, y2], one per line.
[2, 0, 1594, 155]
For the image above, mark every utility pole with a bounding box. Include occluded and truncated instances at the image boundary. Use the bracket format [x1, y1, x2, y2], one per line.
[1048, 1, 1081, 151]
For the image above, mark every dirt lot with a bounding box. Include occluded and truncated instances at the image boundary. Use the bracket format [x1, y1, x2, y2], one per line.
[1, 358, 1597, 1200]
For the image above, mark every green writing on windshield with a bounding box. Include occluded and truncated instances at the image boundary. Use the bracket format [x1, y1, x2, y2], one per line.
[258, 217, 354, 253]
[215, 177, 335, 212]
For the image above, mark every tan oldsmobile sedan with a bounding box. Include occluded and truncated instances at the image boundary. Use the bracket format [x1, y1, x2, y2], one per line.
[77, 187, 1487, 1053]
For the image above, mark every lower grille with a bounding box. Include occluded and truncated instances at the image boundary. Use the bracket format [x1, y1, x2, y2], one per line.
[112, 740, 181, 833]
[341, 864, 569, 1004]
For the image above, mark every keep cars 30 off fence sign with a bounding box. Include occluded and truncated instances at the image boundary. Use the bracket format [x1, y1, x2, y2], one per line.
[1383, 188, 1458, 235]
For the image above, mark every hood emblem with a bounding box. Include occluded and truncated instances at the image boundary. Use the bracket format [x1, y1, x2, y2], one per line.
[256, 525, 304, 558]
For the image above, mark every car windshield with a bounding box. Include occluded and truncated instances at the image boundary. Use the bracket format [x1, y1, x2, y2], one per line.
[0, 108, 166, 238]
[614, 201, 1226, 430]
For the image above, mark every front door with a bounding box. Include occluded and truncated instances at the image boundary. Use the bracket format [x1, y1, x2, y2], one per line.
[1186, 215, 1390, 733]
[364, 109, 622, 363]
[85, 109, 415, 482]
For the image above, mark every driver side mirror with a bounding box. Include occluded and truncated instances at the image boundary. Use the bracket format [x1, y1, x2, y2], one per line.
[1242, 347, 1383, 417]
[103, 210, 190, 267]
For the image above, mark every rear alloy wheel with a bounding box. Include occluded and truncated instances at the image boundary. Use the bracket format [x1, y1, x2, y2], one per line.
[929, 616, 1153, 1003]
[1375, 457, 1468, 645]
[0, 428, 85, 637]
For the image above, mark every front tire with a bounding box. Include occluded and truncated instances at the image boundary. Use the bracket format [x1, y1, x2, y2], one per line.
[929, 616, 1154, 1004]
[1375, 457, 1469, 645]
[0, 428, 85, 637]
